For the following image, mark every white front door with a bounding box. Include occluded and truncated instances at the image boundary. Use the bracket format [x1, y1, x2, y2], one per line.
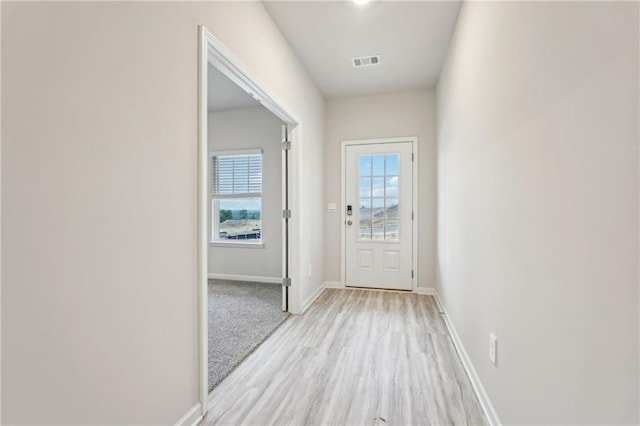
[344, 141, 414, 290]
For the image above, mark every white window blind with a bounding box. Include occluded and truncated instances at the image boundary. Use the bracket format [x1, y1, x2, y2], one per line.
[211, 152, 262, 196]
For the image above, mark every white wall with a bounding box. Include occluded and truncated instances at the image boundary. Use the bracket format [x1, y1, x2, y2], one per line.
[0, 2, 3, 421]
[324, 90, 437, 290]
[437, 2, 639, 423]
[1, 2, 324, 424]
[208, 106, 282, 279]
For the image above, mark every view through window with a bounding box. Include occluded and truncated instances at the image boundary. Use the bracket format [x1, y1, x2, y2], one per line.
[358, 153, 399, 241]
[211, 150, 263, 242]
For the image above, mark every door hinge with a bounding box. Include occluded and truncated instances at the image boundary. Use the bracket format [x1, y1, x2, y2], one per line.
[282, 209, 292, 219]
[411, 270, 414, 279]
[282, 124, 290, 150]
[283, 277, 292, 287]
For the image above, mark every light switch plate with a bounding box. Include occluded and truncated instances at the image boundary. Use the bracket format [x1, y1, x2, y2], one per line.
[328, 203, 337, 212]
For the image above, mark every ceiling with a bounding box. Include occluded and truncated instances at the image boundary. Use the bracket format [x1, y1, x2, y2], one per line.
[208, 64, 260, 112]
[264, 1, 462, 98]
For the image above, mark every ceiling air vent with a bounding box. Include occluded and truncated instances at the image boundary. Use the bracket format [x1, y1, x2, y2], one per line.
[352, 55, 380, 68]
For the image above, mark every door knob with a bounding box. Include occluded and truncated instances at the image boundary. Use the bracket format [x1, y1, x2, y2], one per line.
[347, 220, 353, 226]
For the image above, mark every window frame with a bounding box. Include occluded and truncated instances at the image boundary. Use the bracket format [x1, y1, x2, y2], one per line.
[357, 153, 400, 242]
[209, 149, 264, 248]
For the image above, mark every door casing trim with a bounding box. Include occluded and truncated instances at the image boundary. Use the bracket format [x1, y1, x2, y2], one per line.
[340, 137, 419, 292]
[198, 25, 302, 419]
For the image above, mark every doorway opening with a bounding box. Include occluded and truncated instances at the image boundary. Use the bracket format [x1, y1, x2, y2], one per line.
[206, 63, 289, 392]
[341, 138, 419, 291]
[198, 26, 301, 417]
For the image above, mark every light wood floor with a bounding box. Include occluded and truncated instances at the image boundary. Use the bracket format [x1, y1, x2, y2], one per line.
[203, 288, 487, 425]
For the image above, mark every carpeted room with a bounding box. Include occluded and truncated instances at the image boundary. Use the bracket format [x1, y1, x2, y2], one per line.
[208, 279, 288, 391]
[206, 64, 289, 392]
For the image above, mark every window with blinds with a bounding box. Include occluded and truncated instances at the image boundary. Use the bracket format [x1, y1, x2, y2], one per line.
[211, 152, 262, 197]
[210, 150, 263, 244]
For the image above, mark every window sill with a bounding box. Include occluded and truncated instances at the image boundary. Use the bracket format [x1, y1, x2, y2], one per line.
[209, 241, 265, 249]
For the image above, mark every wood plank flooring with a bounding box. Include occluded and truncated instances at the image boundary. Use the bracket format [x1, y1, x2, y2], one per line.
[202, 288, 487, 426]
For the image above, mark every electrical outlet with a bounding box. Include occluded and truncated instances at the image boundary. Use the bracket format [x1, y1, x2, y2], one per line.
[489, 333, 497, 366]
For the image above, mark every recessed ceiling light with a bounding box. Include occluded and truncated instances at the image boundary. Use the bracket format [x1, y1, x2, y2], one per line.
[353, 0, 370, 5]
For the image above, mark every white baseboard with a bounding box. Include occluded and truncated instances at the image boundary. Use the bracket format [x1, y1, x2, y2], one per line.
[302, 282, 326, 312]
[323, 281, 344, 289]
[434, 293, 501, 426]
[174, 402, 203, 426]
[208, 273, 281, 284]
[414, 287, 435, 295]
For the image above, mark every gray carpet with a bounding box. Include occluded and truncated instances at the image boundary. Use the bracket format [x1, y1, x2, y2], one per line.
[208, 279, 289, 392]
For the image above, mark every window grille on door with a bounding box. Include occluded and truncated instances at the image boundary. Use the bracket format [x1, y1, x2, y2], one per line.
[357, 153, 400, 241]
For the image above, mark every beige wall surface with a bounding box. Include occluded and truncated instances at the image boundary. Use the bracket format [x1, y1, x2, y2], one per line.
[0, 2, 3, 422]
[1, 2, 324, 424]
[437, 2, 639, 423]
[324, 90, 437, 289]
[208, 107, 283, 279]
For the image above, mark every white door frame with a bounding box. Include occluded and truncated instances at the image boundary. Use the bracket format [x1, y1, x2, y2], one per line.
[340, 137, 419, 292]
[198, 25, 302, 417]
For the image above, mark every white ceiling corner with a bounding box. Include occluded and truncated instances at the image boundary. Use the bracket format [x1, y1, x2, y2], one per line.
[264, 1, 462, 98]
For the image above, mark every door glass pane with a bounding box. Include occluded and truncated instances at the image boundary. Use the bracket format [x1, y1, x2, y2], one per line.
[386, 154, 399, 175]
[359, 199, 371, 240]
[371, 197, 385, 208]
[371, 218, 384, 240]
[359, 156, 372, 176]
[358, 153, 400, 242]
[372, 155, 385, 176]
[370, 197, 383, 240]
[385, 176, 398, 197]
[384, 198, 398, 241]
[372, 177, 385, 197]
[359, 177, 371, 198]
